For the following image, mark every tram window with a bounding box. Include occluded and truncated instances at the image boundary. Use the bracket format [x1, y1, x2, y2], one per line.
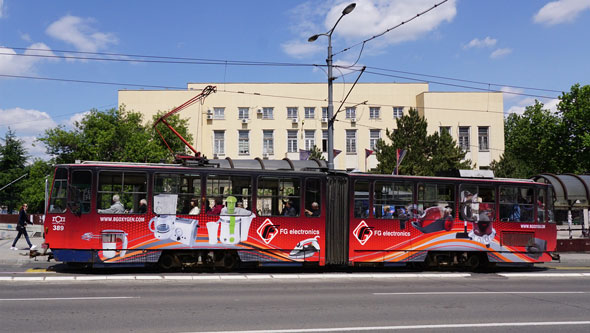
[49, 168, 68, 213]
[459, 185, 495, 222]
[98, 171, 147, 214]
[154, 173, 202, 214]
[304, 178, 321, 217]
[69, 170, 92, 214]
[547, 187, 555, 223]
[417, 183, 455, 218]
[374, 181, 414, 219]
[354, 181, 370, 218]
[257, 177, 300, 217]
[206, 175, 252, 214]
[537, 188, 546, 223]
[499, 186, 533, 222]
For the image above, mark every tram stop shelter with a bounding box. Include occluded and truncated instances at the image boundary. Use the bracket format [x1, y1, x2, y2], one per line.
[533, 174, 590, 238]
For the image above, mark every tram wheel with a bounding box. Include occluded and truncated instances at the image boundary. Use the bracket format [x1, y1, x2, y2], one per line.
[158, 252, 180, 271]
[466, 254, 484, 271]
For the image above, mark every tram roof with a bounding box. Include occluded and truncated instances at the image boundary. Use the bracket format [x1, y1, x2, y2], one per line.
[70, 157, 328, 173]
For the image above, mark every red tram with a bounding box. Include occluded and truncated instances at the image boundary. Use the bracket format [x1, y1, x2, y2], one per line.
[43, 159, 556, 269]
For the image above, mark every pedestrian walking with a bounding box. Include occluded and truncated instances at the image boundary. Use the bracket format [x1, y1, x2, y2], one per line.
[10, 203, 36, 250]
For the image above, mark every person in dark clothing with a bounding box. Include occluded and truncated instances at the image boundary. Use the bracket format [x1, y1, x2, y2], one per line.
[210, 197, 224, 215]
[11, 203, 36, 250]
[137, 199, 148, 214]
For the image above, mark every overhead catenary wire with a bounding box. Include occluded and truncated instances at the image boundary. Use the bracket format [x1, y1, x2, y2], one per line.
[0, 45, 564, 95]
[333, 0, 450, 57]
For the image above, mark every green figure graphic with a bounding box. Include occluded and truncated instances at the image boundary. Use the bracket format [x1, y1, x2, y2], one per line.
[226, 196, 237, 243]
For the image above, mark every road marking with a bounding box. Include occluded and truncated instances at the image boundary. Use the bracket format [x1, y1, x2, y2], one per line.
[25, 268, 49, 273]
[190, 321, 590, 332]
[499, 273, 586, 277]
[0, 296, 140, 301]
[373, 291, 587, 295]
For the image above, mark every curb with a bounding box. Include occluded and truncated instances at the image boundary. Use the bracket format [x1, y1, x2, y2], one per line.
[0, 273, 472, 282]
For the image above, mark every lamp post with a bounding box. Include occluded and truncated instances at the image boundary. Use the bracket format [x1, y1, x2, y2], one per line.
[308, 3, 355, 171]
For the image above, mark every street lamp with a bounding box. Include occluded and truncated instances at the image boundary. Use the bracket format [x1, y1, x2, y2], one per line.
[308, 3, 356, 171]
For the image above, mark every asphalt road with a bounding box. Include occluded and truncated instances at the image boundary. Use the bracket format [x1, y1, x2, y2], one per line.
[2, 275, 590, 333]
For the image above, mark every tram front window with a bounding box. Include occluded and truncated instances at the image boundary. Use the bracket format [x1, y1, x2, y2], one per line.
[49, 168, 67, 213]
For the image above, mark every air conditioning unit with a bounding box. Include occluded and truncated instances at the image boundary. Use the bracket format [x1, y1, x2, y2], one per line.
[262, 153, 269, 158]
[241, 118, 249, 124]
[257, 109, 263, 114]
[206, 114, 213, 120]
[292, 118, 299, 123]
[350, 118, 357, 123]
[206, 109, 213, 115]
[321, 117, 328, 123]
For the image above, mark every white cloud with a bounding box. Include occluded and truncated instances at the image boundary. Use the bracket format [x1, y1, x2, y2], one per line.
[0, 43, 56, 76]
[0, 0, 5, 18]
[0, 107, 57, 136]
[504, 97, 559, 116]
[284, 0, 457, 58]
[500, 86, 525, 100]
[281, 40, 324, 59]
[490, 48, 512, 59]
[46, 15, 117, 52]
[65, 111, 90, 128]
[534, 0, 590, 25]
[463, 37, 497, 49]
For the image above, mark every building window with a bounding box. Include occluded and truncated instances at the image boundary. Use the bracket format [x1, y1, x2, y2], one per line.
[213, 130, 225, 155]
[322, 107, 328, 120]
[304, 107, 315, 119]
[304, 130, 315, 151]
[346, 107, 356, 119]
[322, 130, 328, 152]
[370, 129, 381, 150]
[346, 129, 357, 153]
[287, 130, 298, 153]
[287, 107, 298, 119]
[262, 107, 274, 119]
[238, 107, 249, 120]
[263, 130, 274, 155]
[459, 126, 470, 152]
[393, 107, 403, 119]
[440, 126, 451, 136]
[238, 130, 249, 155]
[213, 107, 225, 120]
[478, 127, 489, 151]
[369, 107, 380, 119]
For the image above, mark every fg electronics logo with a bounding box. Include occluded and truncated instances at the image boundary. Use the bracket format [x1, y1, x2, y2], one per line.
[353, 220, 374, 245]
[52, 216, 66, 224]
[257, 219, 280, 244]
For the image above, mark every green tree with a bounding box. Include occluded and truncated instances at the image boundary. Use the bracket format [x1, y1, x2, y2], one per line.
[39, 107, 193, 164]
[375, 108, 470, 175]
[557, 84, 590, 172]
[0, 129, 28, 213]
[491, 101, 563, 178]
[308, 145, 325, 161]
[20, 159, 53, 214]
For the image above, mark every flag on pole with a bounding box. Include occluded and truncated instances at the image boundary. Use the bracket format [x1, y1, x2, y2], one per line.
[394, 148, 407, 175]
[333, 149, 342, 158]
[365, 148, 374, 158]
[299, 149, 310, 160]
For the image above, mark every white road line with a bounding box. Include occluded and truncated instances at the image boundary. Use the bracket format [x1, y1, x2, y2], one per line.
[373, 291, 587, 295]
[0, 296, 140, 301]
[499, 273, 585, 277]
[189, 321, 590, 333]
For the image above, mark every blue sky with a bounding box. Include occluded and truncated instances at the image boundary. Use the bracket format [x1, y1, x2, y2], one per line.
[1, 0, 589, 159]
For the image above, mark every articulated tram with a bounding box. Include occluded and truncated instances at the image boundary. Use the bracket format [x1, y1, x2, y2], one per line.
[43, 158, 557, 270]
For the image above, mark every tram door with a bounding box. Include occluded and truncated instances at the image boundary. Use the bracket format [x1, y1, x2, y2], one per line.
[67, 170, 93, 249]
